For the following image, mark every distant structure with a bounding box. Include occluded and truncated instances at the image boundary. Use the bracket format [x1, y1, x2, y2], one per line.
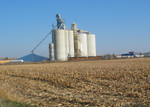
[144, 52, 150, 57]
[115, 51, 144, 58]
[49, 14, 96, 61]
[17, 54, 48, 62]
[121, 51, 136, 58]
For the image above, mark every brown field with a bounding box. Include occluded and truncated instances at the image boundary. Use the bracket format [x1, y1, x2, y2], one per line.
[0, 58, 150, 106]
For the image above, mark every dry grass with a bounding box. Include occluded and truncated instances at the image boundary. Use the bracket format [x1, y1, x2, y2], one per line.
[0, 60, 12, 64]
[0, 58, 150, 106]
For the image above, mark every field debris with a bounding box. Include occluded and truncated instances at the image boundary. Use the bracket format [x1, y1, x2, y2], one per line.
[0, 58, 150, 106]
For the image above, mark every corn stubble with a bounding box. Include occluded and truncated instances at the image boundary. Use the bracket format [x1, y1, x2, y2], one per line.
[0, 58, 150, 106]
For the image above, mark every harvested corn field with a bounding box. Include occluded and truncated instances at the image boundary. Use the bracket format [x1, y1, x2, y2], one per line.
[0, 58, 150, 106]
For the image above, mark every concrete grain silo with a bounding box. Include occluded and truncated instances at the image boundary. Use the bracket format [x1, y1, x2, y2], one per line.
[53, 29, 67, 61]
[65, 30, 69, 58]
[68, 30, 74, 57]
[49, 14, 97, 61]
[78, 33, 88, 57]
[87, 34, 96, 56]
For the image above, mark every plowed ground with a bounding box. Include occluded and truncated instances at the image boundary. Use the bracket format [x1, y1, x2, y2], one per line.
[0, 58, 150, 106]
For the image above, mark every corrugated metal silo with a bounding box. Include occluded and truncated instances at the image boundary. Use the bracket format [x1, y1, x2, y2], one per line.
[53, 29, 67, 61]
[87, 34, 96, 56]
[68, 30, 74, 57]
[78, 33, 88, 57]
[49, 43, 55, 60]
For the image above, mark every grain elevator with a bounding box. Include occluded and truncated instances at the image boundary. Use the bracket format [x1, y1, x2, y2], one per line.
[49, 14, 96, 61]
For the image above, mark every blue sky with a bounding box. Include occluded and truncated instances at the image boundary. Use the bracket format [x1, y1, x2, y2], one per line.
[0, 0, 150, 58]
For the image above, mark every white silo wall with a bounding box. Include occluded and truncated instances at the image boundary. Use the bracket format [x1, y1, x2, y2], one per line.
[52, 30, 56, 59]
[65, 30, 69, 58]
[87, 34, 96, 56]
[68, 30, 74, 57]
[54, 29, 67, 61]
[49, 43, 55, 60]
[78, 33, 88, 57]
